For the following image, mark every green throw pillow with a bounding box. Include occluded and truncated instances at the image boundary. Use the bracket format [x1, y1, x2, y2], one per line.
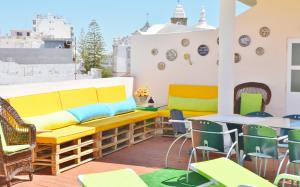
[240, 93, 263, 115]
[23, 111, 79, 131]
[168, 96, 218, 112]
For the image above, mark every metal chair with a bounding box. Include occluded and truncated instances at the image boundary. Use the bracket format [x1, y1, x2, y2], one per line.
[234, 82, 272, 114]
[186, 120, 239, 182]
[165, 109, 191, 167]
[246, 112, 273, 117]
[276, 129, 300, 186]
[241, 124, 287, 177]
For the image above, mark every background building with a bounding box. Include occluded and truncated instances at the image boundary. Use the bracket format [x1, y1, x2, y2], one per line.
[0, 14, 92, 85]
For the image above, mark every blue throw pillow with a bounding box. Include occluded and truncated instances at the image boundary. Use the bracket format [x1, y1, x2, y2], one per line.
[108, 97, 137, 115]
[67, 104, 113, 122]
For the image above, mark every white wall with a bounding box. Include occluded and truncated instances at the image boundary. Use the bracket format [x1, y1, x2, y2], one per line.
[131, 30, 219, 105]
[0, 77, 134, 99]
[131, 0, 300, 116]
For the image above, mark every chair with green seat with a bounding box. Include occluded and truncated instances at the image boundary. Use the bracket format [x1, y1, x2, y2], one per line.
[241, 124, 286, 177]
[234, 82, 271, 115]
[0, 97, 36, 187]
[277, 130, 300, 179]
[186, 120, 239, 182]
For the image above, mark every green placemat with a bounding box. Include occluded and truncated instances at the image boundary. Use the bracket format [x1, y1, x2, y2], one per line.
[140, 168, 220, 187]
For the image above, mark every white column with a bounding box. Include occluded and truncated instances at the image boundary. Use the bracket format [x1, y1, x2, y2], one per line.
[218, 0, 236, 115]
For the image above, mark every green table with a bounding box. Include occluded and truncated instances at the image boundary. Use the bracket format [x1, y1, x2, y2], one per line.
[190, 158, 276, 187]
[77, 168, 147, 187]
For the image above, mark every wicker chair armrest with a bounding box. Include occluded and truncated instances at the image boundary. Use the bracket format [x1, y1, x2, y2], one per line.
[0, 115, 36, 147]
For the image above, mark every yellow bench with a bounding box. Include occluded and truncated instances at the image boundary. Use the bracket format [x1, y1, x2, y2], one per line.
[7, 85, 158, 175]
[159, 84, 218, 135]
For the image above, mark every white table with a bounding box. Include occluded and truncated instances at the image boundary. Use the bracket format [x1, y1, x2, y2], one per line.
[189, 114, 300, 130]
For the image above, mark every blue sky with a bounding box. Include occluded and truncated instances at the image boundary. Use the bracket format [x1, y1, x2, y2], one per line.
[0, 0, 249, 52]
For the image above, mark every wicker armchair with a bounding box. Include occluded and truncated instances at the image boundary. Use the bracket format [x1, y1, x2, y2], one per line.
[234, 82, 271, 114]
[0, 97, 36, 187]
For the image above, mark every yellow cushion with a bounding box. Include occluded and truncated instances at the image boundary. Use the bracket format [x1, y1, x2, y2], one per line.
[158, 109, 216, 118]
[168, 84, 218, 99]
[97, 85, 127, 103]
[59, 88, 98, 109]
[8, 92, 62, 118]
[82, 111, 158, 132]
[37, 125, 96, 144]
[23, 111, 79, 131]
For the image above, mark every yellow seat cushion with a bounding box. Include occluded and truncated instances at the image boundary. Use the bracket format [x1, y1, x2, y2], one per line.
[8, 92, 62, 118]
[97, 85, 127, 103]
[37, 125, 96, 144]
[59, 88, 98, 109]
[169, 84, 218, 99]
[82, 111, 158, 132]
[158, 109, 216, 118]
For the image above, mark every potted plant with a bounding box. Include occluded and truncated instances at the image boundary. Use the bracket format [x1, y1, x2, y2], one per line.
[134, 87, 150, 105]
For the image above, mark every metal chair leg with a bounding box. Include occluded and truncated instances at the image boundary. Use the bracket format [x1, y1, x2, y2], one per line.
[165, 133, 188, 168]
[186, 148, 196, 183]
[178, 137, 188, 158]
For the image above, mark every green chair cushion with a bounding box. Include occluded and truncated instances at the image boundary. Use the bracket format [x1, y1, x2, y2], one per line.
[168, 96, 218, 112]
[240, 93, 263, 115]
[78, 169, 147, 187]
[23, 110, 79, 131]
[3, 144, 30, 154]
[0, 124, 7, 147]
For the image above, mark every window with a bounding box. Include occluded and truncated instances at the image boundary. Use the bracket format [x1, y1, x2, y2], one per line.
[27, 32, 30, 36]
[16, 32, 23, 36]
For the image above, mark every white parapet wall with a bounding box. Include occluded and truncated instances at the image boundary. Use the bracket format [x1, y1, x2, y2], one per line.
[0, 77, 134, 99]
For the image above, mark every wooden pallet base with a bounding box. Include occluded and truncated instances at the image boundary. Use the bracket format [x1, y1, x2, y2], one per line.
[34, 117, 158, 175]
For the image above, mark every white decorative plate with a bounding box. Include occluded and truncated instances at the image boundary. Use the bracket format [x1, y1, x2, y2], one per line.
[239, 35, 251, 47]
[181, 39, 190, 47]
[157, 62, 166, 70]
[166, 49, 177, 61]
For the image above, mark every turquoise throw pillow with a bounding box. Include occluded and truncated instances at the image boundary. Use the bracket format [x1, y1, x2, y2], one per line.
[168, 96, 218, 112]
[240, 93, 263, 115]
[108, 97, 137, 115]
[68, 104, 113, 122]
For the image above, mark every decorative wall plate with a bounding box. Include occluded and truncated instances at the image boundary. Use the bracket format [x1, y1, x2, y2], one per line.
[181, 39, 190, 47]
[256, 47, 265, 56]
[198, 45, 209, 56]
[184, 53, 192, 65]
[157, 62, 166, 70]
[151, 48, 158, 56]
[239, 35, 251, 47]
[234, 53, 241, 63]
[166, 49, 177, 61]
[259, 27, 270, 37]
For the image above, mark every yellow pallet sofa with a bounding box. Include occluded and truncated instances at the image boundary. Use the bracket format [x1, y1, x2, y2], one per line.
[7, 86, 158, 175]
[159, 84, 218, 135]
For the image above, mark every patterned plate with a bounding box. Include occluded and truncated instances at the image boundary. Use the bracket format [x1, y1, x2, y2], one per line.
[166, 49, 177, 61]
